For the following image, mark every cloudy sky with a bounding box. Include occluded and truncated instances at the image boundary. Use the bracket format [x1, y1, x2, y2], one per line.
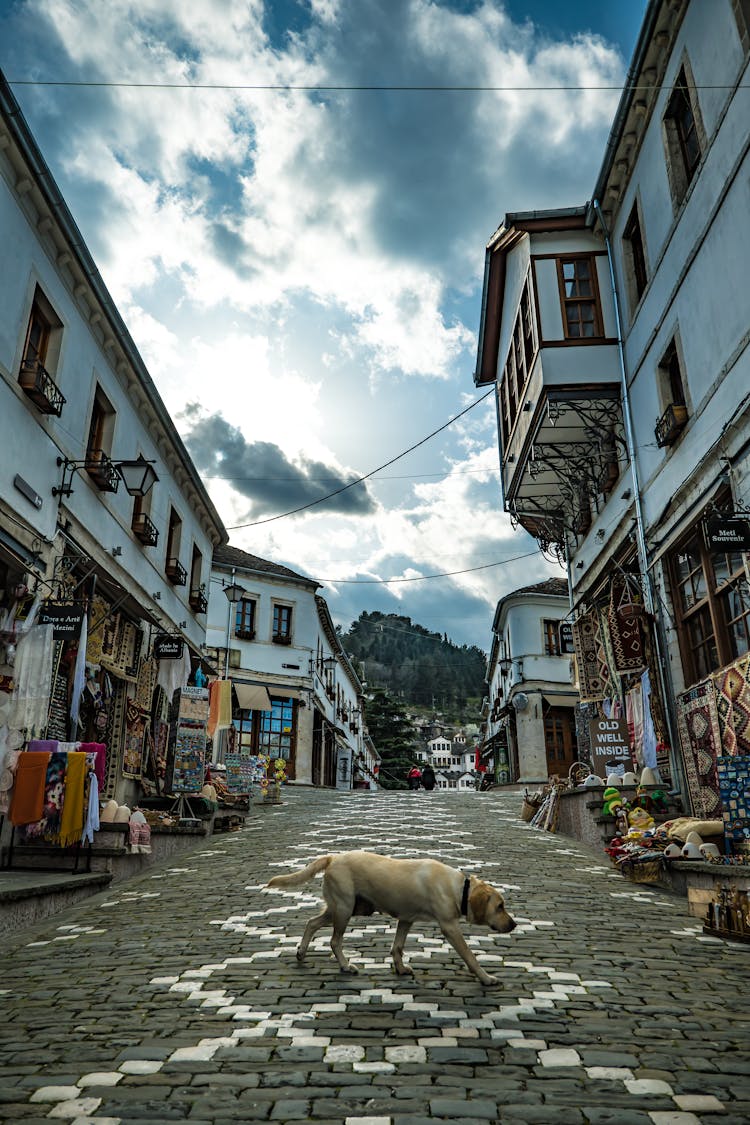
[0, 0, 647, 650]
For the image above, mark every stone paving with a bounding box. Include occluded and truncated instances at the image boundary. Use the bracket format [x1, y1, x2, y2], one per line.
[2, 787, 749, 1124]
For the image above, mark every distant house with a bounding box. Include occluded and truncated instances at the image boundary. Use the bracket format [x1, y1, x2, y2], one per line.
[206, 545, 375, 790]
[482, 578, 577, 784]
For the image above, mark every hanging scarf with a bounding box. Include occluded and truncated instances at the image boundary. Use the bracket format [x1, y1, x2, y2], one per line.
[59, 751, 87, 847]
[70, 613, 88, 732]
[9, 752, 50, 825]
[82, 769, 100, 844]
[21, 751, 68, 841]
[78, 742, 106, 790]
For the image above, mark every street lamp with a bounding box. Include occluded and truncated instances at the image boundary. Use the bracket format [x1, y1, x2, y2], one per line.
[222, 574, 247, 678]
[116, 455, 159, 497]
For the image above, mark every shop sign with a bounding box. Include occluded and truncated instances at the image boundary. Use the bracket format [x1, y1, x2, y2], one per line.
[587, 717, 631, 778]
[559, 622, 575, 654]
[38, 602, 84, 640]
[154, 634, 184, 660]
[704, 516, 750, 553]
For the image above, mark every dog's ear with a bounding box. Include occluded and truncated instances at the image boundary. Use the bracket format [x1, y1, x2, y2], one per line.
[468, 883, 492, 924]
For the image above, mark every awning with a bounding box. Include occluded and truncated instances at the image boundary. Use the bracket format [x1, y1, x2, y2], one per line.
[233, 682, 273, 712]
[542, 692, 576, 708]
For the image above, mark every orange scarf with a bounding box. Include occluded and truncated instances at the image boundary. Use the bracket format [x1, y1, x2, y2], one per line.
[9, 752, 50, 826]
[208, 679, 232, 738]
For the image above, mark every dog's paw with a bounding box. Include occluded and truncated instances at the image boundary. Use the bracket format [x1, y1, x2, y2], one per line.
[394, 964, 415, 976]
[481, 975, 499, 987]
[295, 950, 306, 962]
[341, 963, 359, 974]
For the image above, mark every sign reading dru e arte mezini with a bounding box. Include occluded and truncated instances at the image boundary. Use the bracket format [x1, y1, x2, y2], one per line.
[587, 717, 631, 777]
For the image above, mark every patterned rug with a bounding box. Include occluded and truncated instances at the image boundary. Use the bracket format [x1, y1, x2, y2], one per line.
[713, 654, 750, 756]
[676, 681, 723, 817]
[608, 577, 645, 672]
[122, 701, 147, 779]
[572, 612, 608, 702]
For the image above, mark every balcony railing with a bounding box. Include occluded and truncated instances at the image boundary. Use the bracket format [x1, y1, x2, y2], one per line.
[18, 358, 66, 417]
[189, 587, 208, 614]
[272, 633, 292, 645]
[235, 627, 255, 641]
[166, 557, 188, 586]
[85, 449, 120, 492]
[132, 512, 159, 547]
[655, 403, 688, 448]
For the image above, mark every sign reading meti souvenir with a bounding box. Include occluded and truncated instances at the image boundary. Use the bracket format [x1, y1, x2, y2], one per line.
[588, 718, 632, 777]
[704, 516, 750, 553]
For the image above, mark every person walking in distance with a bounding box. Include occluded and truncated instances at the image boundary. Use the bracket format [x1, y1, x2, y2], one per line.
[421, 763, 436, 792]
[407, 764, 422, 791]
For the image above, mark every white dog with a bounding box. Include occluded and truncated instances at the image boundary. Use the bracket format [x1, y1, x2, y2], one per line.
[266, 850, 516, 985]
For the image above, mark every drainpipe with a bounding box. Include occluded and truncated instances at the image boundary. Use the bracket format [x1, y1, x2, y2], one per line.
[592, 199, 681, 790]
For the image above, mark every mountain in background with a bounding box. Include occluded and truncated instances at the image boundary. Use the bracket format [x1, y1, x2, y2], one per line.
[338, 611, 487, 720]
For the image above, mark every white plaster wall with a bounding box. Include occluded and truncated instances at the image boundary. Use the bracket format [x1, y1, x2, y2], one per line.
[0, 144, 218, 648]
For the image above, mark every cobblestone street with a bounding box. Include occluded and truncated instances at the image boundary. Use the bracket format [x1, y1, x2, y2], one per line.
[3, 787, 749, 1125]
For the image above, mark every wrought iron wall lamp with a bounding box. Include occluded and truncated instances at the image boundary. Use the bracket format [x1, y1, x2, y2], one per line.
[52, 454, 158, 499]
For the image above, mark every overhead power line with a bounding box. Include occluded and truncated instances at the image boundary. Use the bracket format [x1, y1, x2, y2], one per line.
[316, 550, 540, 584]
[226, 388, 494, 529]
[7, 79, 745, 92]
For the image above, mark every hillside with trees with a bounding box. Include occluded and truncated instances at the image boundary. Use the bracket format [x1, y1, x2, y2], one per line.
[339, 611, 486, 719]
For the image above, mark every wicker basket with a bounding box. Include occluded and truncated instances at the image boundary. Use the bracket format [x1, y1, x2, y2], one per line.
[621, 858, 662, 883]
[521, 795, 542, 822]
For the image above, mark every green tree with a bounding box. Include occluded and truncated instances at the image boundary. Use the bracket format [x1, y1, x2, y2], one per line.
[363, 688, 416, 789]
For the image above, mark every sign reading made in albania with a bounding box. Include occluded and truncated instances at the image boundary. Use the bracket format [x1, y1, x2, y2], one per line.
[587, 717, 632, 778]
[153, 634, 184, 660]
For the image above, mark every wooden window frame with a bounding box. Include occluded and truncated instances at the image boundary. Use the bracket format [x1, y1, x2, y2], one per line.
[663, 62, 704, 208]
[272, 602, 293, 643]
[165, 506, 182, 565]
[86, 385, 116, 460]
[555, 254, 604, 341]
[235, 597, 257, 640]
[543, 619, 561, 656]
[668, 527, 750, 685]
[623, 201, 648, 310]
[732, 0, 750, 51]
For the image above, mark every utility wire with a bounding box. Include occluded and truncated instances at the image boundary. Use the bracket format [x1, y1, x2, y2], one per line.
[7, 79, 745, 92]
[226, 388, 494, 529]
[316, 550, 540, 584]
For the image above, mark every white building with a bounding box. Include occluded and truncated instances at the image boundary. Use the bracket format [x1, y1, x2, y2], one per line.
[474, 0, 750, 804]
[483, 578, 577, 784]
[207, 545, 375, 789]
[0, 71, 226, 807]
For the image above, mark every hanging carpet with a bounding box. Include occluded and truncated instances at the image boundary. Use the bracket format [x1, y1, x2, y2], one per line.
[676, 680, 723, 817]
[713, 654, 750, 756]
[608, 576, 645, 672]
[571, 612, 607, 702]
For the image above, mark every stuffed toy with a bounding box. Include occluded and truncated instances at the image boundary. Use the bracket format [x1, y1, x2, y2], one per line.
[602, 787, 625, 817]
[627, 806, 655, 831]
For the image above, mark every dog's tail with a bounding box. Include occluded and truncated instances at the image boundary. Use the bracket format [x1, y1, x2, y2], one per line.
[265, 855, 333, 889]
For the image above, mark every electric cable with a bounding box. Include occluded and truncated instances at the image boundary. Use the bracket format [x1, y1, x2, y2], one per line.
[225, 388, 494, 529]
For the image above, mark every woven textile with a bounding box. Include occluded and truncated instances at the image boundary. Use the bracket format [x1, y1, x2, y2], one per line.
[58, 751, 86, 847]
[676, 680, 723, 818]
[595, 606, 615, 699]
[103, 680, 126, 798]
[86, 595, 109, 665]
[8, 752, 50, 825]
[20, 751, 67, 841]
[122, 700, 147, 779]
[134, 655, 158, 713]
[572, 612, 607, 702]
[713, 654, 750, 756]
[608, 577, 645, 672]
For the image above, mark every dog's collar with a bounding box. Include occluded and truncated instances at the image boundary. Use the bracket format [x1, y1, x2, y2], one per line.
[460, 876, 471, 918]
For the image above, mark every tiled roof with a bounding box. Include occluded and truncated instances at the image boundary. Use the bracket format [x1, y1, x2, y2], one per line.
[511, 577, 568, 598]
[214, 544, 319, 587]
